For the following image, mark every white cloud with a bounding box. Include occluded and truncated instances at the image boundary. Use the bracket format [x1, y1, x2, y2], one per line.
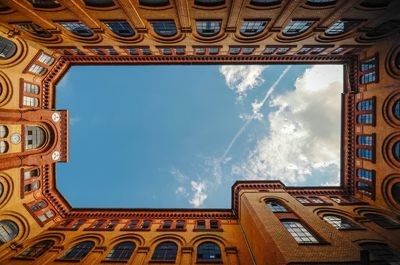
[232, 65, 342, 185]
[175, 186, 188, 197]
[219, 65, 267, 100]
[189, 181, 207, 207]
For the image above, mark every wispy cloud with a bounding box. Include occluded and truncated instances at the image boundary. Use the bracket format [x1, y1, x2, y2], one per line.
[189, 180, 207, 207]
[219, 65, 267, 101]
[232, 65, 342, 185]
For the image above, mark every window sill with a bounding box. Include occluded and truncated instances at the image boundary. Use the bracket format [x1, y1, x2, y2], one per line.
[12, 256, 36, 260]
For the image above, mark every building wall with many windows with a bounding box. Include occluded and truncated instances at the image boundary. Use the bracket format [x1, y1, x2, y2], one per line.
[0, 0, 399, 264]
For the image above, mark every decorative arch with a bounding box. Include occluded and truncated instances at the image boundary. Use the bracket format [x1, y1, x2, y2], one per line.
[385, 42, 400, 79]
[64, 233, 105, 247]
[148, 233, 186, 247]
[0, 210, 32, 245]
[0, 37, 29, 68]
[0, 172, 14, 209]
[381, 174, 400, 211]
[381, 132, 400, 170]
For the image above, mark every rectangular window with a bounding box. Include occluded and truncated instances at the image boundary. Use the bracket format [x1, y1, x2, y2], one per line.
[141, 220, 151, 229]
[28, 64, 47, 75]
[23, 83, 39, 94]
[210, 220, 219, 229]
[359, 55, 378, 84]
[23, 96, 39, 107]
[37, 53, 54, 65]
[176, 220, 185, 229]
[282, 220, 319, 244]
[197, 220, 206, 229]
[127, 220, 138, 229]
[162, 220, 172, 229]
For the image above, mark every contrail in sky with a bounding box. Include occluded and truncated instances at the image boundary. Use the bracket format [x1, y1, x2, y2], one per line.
[220, 65, 292, 161]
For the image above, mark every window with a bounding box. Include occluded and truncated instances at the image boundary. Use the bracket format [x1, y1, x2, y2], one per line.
[105, 220, 118, 229]
[71, 219, 86, 229]
[266, 200, 288, 212]
[139, 0, 169, 6]
[357, 148, 373, 160]
[360, 243, 400, 263]
[331, 47, 346, 54]
[309, 197, 324, 204]
[393, 100, 400, 119]
[365, 213, 400, 228]
[309, 47, 326, 54]
[392, 183, 400, 204]
[24, 83, 39, 94]
[18, 240, 54, 258]
[359, 56, 378, 84]
[162, 220, 172, 229]
[330, 196, 342, 203]
[276, 47, 291, 54]
[196, 21, 221, 37]
[357, 181, 373, 196]
[150, 21, 177, 37]
[0, 36, 16, 59]
[61, 241, 95, 260]
[366, 20, 400, 38]
[357, 135, 373, 146]
[27, 0, 60, 8]
[31, 200, 47, 211]
[357, 169, 374, 181]
[197, 220, 206, 229]
[24, 169, 39, 180]
[296, 197, 310, 204]
[194, 47, 220, 55]
[0, 125, 7, 138]
[357, 99, 374, 111]
[37, 53, 54, 65]
[151, 242, 178, 261]
[325, 20, 360, 36]
[106, 242, 135, 261]
[176, 220, 185, 229]
[25, 126, 45, 150]
[126, 220, 138, 229]
[24, 181, 39, 192]
[197, 242, 221, 261]
[323, 215, 360, 230]
[84, 0, 114, 7]
[28, 64, 46, 75]
[55, 219, 73, 228]
[281, 220, 319, 244]
[141, 220, 151, 229]
[195, 0, 224, 6]
[297, 47, 311, 54]
[393, 141, 400, 161]
[282, 20, 314, 36]
[0, 220, 18, 244]
[91, 220, 105, 229]
[59, 22, 93, 37]
[123, 47, 151, 56]
[0, 141, 8, 153]
[15, 23, 52, 38]
[229, 47, 255, 55]
[104, 21, 135, 37]
[37, 210, 54, 223]
[357, 114, 373, 125]
[240, 20, 267, 36]
[250, 0, 280, 6]
[210, 220, 219, 229]
[306, 0, 336, 6]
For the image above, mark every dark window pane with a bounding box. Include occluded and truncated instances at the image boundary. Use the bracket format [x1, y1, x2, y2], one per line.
[197, 242, 221, 261]
[104, 21, 135, 37]
[18, 240, 54, 258]
[106, 242, 135, 261]
[27, 0, 60, 8]
[84, 0, 114, 7]
[62, 241, 95, 260]
[151, 21, 177, 37]
[139, 0, 169, 6]
[151, 242, 177, 261]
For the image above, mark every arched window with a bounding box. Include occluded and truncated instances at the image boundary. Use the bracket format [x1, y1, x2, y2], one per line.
[360, 243, 400, 263]
[104, 21, 135, 37]
[27, 0, 61, 8]
[281, 220, 319, 243]
[266, 200, 288, 212]
[250, 0, 280, 6]
[18, 240, 54, 258]
[16, 23, 52, 38]
[0, 36, 16, 59]
[106, 242, 135, 261]
[325, 20, 360, 36]
[0, 220, 19, 244]
[240, 20, 267, 36]
[282, 20, 313, 36]
[139, 0, 169, 6]
[150, 21, 177, 37]
[59, 22, 93, 37]
[323, 215, 360, 230]
[84, 0, 114, 7]
[151, 242, 178, 261]
[365, 213, 400, 228]
[61, 241, 95, 260]
[393, 141, 400, 161]
[197, 242, 221, 261]
[392, 183, 400, 204]
[357, 135, 373, 146]
[360, 0, 392, 8]
[25, 126, 45, 150]
[0, 141, 8, 153]
[0, 125, 7, 138]
[196, 21, 221, 37]
[393, 100, 400, 119]
[195, 0, 224, 6]
[306, 0, 335, 6]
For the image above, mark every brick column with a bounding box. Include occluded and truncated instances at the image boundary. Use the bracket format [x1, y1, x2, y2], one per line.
[132, 246, 150, 265]
[180, 246, 193, 264]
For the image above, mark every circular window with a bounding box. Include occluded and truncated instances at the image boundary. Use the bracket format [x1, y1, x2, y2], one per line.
[0, 125, 7, 138]
[0, 141, 8, 153]
[392, 183, 400, 204]
[394, 141, 400, 161]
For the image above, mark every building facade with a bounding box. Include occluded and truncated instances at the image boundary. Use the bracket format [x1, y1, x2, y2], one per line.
[0, 0, 399, 264]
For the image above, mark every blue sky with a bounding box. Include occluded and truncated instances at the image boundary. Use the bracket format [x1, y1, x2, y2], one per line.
[56, 64, 343, 208]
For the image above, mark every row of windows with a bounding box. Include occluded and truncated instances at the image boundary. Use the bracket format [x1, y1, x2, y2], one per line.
[26, 52, 55, 77]
[16, 18, 370, 40]
[16, 239, 222, 262]
[54, 45, 351, 57]
[295, 195, 364, 205]
[356, 98, 375, 125]
[54, 218, 220, 231]
[359, 56, 378, 84]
